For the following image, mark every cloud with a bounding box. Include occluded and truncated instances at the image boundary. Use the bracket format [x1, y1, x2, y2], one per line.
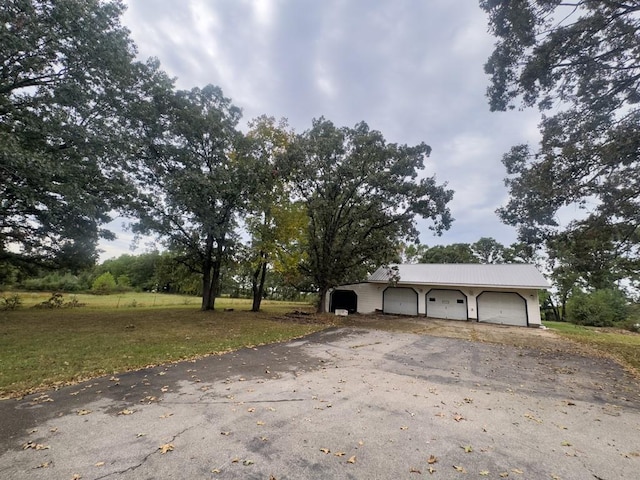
[111, 0, 547, 259]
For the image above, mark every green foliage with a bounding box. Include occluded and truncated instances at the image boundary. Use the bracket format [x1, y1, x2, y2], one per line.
[566, 289, 629, 327]
[288, 118, 453, 311]
[0, 0, 157, 270]
[482, 1, 640, 292]
[22, 272, 87, 292]
[131, 84, 248, 311]
[420, 243, 478, 264]
[91, 272, 117, 295]
[0, 293, 22, 311]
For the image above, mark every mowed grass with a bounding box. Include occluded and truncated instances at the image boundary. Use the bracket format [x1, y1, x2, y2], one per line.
[544, 321, 640, 373]
[0, 295, 329, 398]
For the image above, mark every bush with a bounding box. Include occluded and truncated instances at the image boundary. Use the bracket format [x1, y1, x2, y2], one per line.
[91, 272, 117, 295]
[0, 293, 22, 310]
[22, 273, 86, 292]
[566, 289, 628, 327]
[32, 293, 86, 309]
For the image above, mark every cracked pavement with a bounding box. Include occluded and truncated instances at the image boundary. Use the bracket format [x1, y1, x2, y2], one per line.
[1, 326, 639, 479]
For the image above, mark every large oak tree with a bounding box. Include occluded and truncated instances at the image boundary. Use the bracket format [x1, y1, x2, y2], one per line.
[1, 0, 149, 270]
[288, 118, 453, 311]
[481, 0, 640, 290]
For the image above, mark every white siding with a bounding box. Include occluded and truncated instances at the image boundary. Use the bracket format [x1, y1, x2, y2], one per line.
[325, 283, 381, 314]
[326, 282, 542, 326]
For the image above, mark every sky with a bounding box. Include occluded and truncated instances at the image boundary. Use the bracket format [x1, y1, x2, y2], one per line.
[100, 0, 543, 261]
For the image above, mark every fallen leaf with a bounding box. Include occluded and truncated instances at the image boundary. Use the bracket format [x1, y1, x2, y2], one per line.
[36, 462, 51, 469]
[410, 467, 422, 473]
[427, 455, 438, 464]
[435, 412, 446, 417]
[220, 431, 231, 436]
[261, 436, 269, 442]
[95, 462, 105, 467]
[211, 468, 221, 473]
[320, 448, 330, 454]
[71, 474, 82, 480]
[77, 409, 92, 416]
[118, 409, 134, 415]
[462, 445, 473, 453]
[334, 452, 345, 456]
[400, 426, 409, 430]
[136, 433, 146, 437]
[550, 475, 561, 480]
[159, 413, 173, 418]
[243, 459, 254, 466]
[159, 443, 174, 454]
[512, 468, 524, 474]
[499, 473, 509, 478]
[257, 421, 265, 426]
[428, 466, 436, 474]
[232, 458, 240, 463]
[347, 456, 356, 464]
[453, 465, 466, 473]
[247, 408, 255, 413]
[561, 441, 572, 447]
[463, 397, 473, 403]
[479, 471, 489, 476]
[50, 428, 58, 433]
[358, 440, 364, 446]
[22, 442, 50, 450]
[453, 414, 464, 422]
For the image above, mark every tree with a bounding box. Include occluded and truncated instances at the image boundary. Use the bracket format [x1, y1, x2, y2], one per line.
[91, 272, 116, 295]
[470, 237, 506, 264]
[288, 118, 453, 312]
[482, 1, 640, 282]
[243, 116, 306, 312]
[0, 0, 150, 271]
[131, 84, 250, 311]
[419, 244, 478, 264]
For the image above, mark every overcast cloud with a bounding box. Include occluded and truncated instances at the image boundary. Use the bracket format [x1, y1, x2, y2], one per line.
[100, 0, 543, 260]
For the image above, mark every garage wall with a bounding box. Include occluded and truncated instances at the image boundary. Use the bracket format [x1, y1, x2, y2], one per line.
[325, 283, 542, 326]
[325, 283, 381, 313]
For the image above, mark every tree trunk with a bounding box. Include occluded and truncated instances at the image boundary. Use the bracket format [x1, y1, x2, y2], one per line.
[201, 233, 215, 311]
[317, 286, 329, 313]
[208, 240, 224, 311]
[251, 252, 268, 312]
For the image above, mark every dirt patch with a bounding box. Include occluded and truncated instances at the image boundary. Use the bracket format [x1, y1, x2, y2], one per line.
[334, 313, 620, 358]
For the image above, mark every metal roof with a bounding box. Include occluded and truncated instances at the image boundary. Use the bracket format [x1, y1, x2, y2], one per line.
[368, 264, 549, 289]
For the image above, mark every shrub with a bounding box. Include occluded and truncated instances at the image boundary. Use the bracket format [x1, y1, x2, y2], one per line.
[566, 289, 628, 327]
[0, 293, 22, 310]
[91, 272, 117, 295]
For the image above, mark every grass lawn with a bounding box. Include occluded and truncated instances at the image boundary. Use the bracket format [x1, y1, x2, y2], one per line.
[0, 295, 330, 398]
[544, 321, 640, 373]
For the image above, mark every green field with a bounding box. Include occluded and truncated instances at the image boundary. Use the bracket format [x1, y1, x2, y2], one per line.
[544, 321, 640, 373]
[0, 293, 329, 398]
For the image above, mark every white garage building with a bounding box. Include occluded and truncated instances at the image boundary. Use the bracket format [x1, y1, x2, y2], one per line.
[326, 264, 549, 327]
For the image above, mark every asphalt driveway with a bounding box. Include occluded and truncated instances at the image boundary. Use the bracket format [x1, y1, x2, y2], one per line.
[1, 325, 639, 479]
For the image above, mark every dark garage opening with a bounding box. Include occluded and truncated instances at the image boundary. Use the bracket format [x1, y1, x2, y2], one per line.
[330, 290, 358, 313]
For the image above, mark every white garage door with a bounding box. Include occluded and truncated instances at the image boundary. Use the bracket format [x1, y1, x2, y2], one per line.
[426, 289, 467, 320]
[478, 292, 527, 326]
[383, 287, 418, 316]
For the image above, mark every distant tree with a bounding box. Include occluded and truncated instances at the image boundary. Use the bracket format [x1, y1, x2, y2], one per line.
[470, 237, 505, 264]
[131, 85, 251, 310]
[91, 272, 116, 295]
[288, 118, 453, 311]
[482, 1, 640, 281]
[0, 0, 154, 270]
[419, 244, 477, 264]
[397, 243, 429, 264]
